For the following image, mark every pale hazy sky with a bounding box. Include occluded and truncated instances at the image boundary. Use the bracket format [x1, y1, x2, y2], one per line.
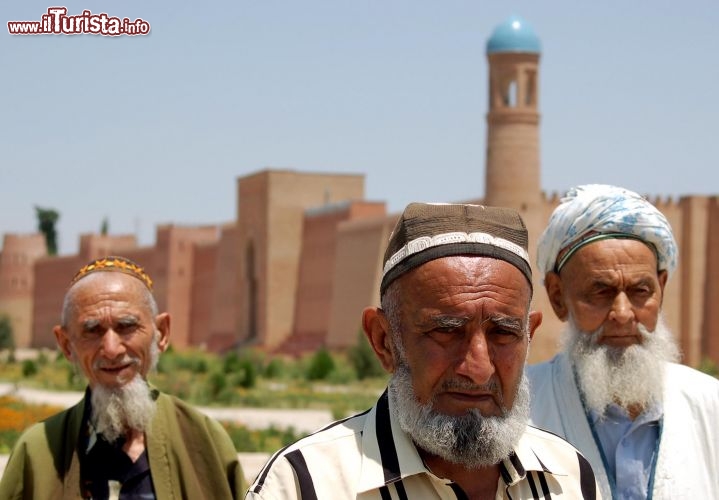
[2, 1, 717, 255]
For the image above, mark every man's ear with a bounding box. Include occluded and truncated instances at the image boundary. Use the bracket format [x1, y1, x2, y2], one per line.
[53, 325, 74, 361]
[527, 310, 543, 342]
[155, 313, 171, 352]
[361, 307, 396, 373]
[657, 270, 668, 304]
[544, 272, 569, 322]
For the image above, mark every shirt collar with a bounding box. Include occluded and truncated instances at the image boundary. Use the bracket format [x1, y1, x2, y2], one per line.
[589, 401, 663, 427]
[503, 426, 570, 483]
[357, 390, 428, 492]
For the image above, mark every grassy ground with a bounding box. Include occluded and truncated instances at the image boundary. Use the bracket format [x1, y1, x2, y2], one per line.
[0, 348, 388, 411]
[0, 347, 389, 453]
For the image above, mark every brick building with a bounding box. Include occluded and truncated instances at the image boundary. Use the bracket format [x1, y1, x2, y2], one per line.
[1, 16, 718, 366]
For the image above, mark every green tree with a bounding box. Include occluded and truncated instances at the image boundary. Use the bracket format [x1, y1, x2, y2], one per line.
[0, 315, 13, 350]
[100, 217, 109, 235]
[35, 206, 60, 255]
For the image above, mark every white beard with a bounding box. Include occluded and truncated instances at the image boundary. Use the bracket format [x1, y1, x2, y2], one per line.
[90, 375, 156, 443]
[389, 360, 529, 469]
[562, 315, 680, 417]
[84, 335, 161, 443]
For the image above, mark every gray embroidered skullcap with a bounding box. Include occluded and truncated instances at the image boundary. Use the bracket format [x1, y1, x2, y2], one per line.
[380, 202, 532, 296]
[536, 184, 678, 277]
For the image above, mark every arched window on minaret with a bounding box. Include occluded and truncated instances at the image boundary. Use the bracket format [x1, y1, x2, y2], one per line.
[504, 79, 518, 107]
[525, 70, 536, 106]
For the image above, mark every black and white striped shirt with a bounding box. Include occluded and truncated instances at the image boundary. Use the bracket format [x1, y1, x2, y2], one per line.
[247, 390, 599, 499]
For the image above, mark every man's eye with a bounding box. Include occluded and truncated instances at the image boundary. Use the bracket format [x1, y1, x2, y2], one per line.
[427, 326, 464, 342]
[433, 327, 459, 334]
[116, 323, 138, 334]
[490, 328, 521, 343]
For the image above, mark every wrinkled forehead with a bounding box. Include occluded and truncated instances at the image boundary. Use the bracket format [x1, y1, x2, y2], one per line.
[71, 270, 145, 294]
[560, 238, 661, 277]
[398, 255, 533, 310]
[65, 272, 150, 317]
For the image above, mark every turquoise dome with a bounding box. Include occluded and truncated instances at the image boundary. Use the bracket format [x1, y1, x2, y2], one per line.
[486, 16, 541, 54]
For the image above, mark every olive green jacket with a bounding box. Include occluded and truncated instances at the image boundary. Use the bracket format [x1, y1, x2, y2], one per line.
[0, 388, 246, 499]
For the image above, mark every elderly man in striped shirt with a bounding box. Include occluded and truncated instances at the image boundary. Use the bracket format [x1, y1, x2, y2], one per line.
[247, 202, 600, 500]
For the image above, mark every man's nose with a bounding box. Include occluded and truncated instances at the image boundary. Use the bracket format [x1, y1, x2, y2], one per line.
[608, 291, 634, 324]
[100, 329, 126, 359]
[455, 332, 495, 385]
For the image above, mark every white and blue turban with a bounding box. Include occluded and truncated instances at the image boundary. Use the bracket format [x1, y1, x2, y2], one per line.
[537, 184, 678, 277]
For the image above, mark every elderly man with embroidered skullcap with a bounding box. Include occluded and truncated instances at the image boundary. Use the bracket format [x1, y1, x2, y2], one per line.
[527, 184, 719, 499]
[0, 256, 246, 500]
[248, 203, 600, 499]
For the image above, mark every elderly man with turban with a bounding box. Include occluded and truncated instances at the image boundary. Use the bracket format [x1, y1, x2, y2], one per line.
[527, 184, 719, 499]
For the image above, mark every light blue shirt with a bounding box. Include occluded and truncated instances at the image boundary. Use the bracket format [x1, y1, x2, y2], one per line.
[590, 403, 662, 499]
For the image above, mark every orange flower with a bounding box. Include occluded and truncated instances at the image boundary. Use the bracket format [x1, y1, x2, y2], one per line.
[0, 396, 63, 432]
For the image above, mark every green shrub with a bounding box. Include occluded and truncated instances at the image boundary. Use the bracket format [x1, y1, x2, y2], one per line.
[264, 358, 285, 379]
[306, 348, 335, 381]
[21, 360, 38, 377]
[233, 360, 257, 389]
[0, 315, 14, 350]
[348, 331, 384, 380]
[184, 353, 210, 373]
[223, 352, 243, 374]
[220, 351, 260, 389]
[206, 371, 228, 398]
[186, 356, 209, 374]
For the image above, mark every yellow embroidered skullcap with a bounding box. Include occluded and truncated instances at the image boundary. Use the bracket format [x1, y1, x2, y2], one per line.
[70, 256, 153, 291]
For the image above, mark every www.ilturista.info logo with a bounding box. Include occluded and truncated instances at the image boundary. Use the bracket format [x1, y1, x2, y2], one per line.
[7, 7, 151, 36]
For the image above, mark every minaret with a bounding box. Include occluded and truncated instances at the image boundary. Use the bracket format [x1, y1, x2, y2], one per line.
[484, 16, 541, 210]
